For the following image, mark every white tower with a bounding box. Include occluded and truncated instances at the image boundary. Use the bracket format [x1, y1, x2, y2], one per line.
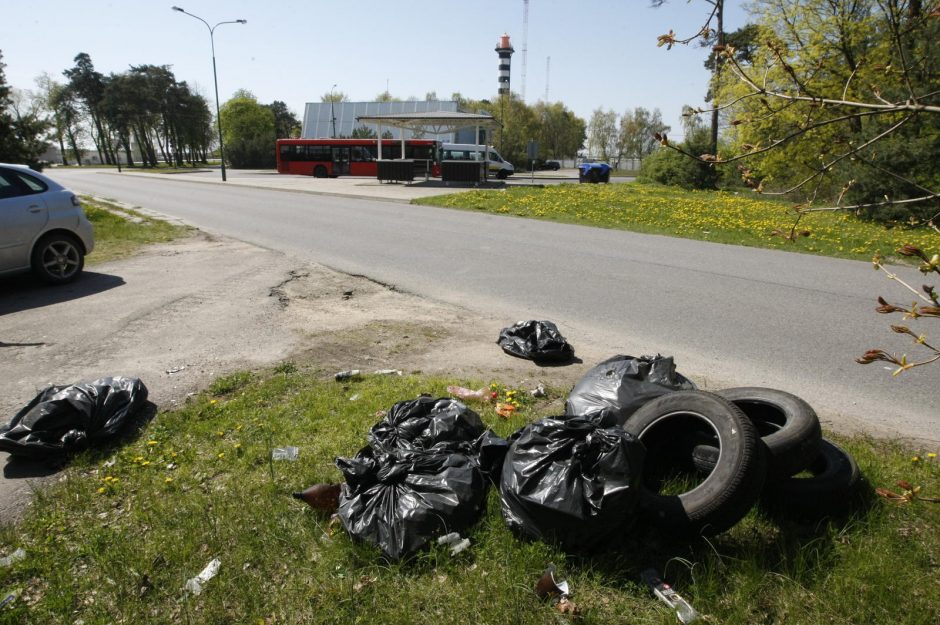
[496, 34, 515, 96]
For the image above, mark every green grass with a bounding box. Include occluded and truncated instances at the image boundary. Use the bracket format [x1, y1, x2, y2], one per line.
[1, 369, 938, 624]
[414, 182, 938, 262]
[83, 197, 192, 265]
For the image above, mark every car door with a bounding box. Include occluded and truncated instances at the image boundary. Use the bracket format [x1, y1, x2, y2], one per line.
[0, 168, 49, 273]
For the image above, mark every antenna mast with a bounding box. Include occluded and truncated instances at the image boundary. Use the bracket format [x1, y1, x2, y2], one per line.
[521, 0, 529, 101]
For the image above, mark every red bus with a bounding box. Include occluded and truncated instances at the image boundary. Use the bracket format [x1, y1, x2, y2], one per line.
[276, 138, 441, 177]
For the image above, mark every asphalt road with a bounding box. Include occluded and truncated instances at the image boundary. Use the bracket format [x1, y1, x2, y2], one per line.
[46, 169, 939, 443]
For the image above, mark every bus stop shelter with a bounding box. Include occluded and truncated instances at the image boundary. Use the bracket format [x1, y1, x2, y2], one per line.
[355, 111, 500, 183]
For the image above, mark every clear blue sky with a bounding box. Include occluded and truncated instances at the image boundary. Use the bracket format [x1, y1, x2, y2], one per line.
[2, 1, 749, 138]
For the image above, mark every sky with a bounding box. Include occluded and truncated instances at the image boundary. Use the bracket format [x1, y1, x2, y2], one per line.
[1, 1, 751, 139]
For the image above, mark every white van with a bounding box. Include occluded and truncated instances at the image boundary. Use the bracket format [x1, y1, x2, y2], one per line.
[441, 143, 514, 179]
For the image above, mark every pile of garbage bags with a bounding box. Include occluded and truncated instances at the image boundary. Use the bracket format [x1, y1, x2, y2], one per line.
[334, 397, 507, 560]
[327, 354, 860, 559]
[0, 377, 149, 460]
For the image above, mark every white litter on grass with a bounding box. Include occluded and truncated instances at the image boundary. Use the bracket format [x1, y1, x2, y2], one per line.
[271, 447, 299, 461]
[0, 549, 25, 567]
[437, 533, 471, 555]
[184, 558, 221, 596]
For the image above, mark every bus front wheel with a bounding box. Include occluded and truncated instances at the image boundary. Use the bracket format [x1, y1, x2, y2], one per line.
[313, 165, 328, 178]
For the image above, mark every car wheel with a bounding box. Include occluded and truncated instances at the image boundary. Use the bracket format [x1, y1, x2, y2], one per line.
[31, 232, 85, 284]
[496, 170, 508, 180]
[760, 438, 861, 519]
[313, 165, 328, 178]
[690, 387, 822, 479]
[588, 169, 599, 183]
[622, 391, 767, 536]
[601, 172, 611, 183]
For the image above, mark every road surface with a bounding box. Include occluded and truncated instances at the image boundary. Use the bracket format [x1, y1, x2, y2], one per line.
[44, 169, 940, 444]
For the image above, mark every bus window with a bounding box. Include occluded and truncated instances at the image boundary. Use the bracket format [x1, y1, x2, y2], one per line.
[351, 146, 375, 162]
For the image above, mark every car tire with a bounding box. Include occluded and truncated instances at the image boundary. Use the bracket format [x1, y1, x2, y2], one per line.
[690, 388, 822, 480]
[496, 170, 508, 180]
[313, 165, 328, 178]
[761, 438, 861, 519]
[588, 169, 599, 183]
[601, 171, 610, 183]
[623, 391, 767, 536]
[31, 232, 85, 284]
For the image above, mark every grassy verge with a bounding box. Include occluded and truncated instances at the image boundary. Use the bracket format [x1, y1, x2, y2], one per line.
[1, 368, 938, 624]
[414, 182, 938, 262]
[83, 197, 192, 265]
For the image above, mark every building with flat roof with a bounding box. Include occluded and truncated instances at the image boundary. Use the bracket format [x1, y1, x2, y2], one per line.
[302, 100, 483, 143]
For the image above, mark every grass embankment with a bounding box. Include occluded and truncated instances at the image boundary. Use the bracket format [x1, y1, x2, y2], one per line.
[1, 369, 938, 624]
[414, 183, 938, 261]
[83, 197, 192, 264]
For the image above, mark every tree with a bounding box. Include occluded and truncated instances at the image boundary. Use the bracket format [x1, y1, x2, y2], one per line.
[532, 101, 586, 161]
[36, 73, 84, 166]
[320, 90, 348, 103]
[0, 52, 50, 167]
[375, 91, 400, 102]
[350, 125, 377, 138]
[63, 53, 111, 164]
[655, 0, 940, 374]
[219, 90, 276, 168]
[617, 107, 670, 166]
[587, 108, 618, 162]
[652, 0, 725, 155]
[268, 101, 299, 139]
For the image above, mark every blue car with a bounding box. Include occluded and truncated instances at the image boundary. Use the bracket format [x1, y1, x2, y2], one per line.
[578, 160, 611, 183]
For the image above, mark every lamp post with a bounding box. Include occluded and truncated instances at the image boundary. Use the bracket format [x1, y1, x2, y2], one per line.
[330, 84, 338, 138]
[171, 6, 246, 182]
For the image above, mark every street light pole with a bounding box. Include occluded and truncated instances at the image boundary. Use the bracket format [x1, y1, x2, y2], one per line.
[330, 84, 338, 138]
[171, 6, 246, 182]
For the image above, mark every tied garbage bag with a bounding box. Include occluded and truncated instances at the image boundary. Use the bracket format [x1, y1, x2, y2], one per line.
[0, 377, 148, 460]
[369, 397, 508, 479]
[336, 445, 489, 561]
[565, 355, 695, 426]
[499, 417, 645, 551]
[497, 320, 575, 363]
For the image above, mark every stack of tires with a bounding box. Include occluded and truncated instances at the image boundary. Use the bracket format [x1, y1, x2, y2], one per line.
[620, 387, 861, 536]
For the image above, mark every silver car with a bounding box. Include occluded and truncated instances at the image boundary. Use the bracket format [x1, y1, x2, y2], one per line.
[0, 164, 95, 284]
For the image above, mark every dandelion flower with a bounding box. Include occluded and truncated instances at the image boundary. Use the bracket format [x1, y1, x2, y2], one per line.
[97, 487, 106, 494]
[165, 477, 174, 484]
[147, 440, 158, 446]
[217, 452, 225, 459]
[928, 453, 937, 459]
[912, 456, 922, 463]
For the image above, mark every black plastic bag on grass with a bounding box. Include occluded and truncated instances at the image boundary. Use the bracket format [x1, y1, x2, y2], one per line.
[565, 355, 695, 426]
[499, 417, 645, 552]
[336, 444, 490, 561]
[497, 320, 575, 363]
[0, 377, 149, 460]
[368, 396, 508, 479]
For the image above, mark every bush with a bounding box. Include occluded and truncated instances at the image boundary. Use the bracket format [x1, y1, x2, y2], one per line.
[639, 128, 720, 190]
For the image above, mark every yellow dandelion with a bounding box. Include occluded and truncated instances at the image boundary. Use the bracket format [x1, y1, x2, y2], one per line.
[97, 487, 106, 494]
[147, 440, 158, 446]
[928, 453, 937, 459]
[217, 431, 225, 437]
[217, 452, 225, 459]
[234, 443, 242, 450]
[141, 460, 151, 467]
[210, 399, 218, 405]
[165, 477, 174, 484]
[912, 456, 921, 463]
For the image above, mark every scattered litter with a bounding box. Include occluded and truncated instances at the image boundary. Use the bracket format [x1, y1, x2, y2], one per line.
[0, 549, 25, 568]
[353, 575, 377, 592]
[497, 320, 575, 363]
[495, 402, 516, 419]
[437, 532, 471, 555]
[165, 365, 187, 375]
[293, 483, 342, 513]
[271, 446, 299, 461]
[334, 370, 361, 381]
[343, 290, 354, 300]
[0, 592, 17, 610]
[103, 457, 116, 468]
[184, 558, 221, 596]
[447, 386, 492, 402]
[372, 369, 402, 376]
[535, 565, 580, 615]
[530, 383, 547, 398]
[0, 377, 149, 461]
[349, 394, 361, 402]
[642, 569, 699, 624]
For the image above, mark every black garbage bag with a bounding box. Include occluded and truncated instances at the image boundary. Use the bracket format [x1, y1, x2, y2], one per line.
[368, 396, 509, 479]
[565, 355, 696, 426]
[499, 417, 645, 551]
[0, 377, 149, 460]
[336, 444, 490, 560]
[497, 320, 575, 363]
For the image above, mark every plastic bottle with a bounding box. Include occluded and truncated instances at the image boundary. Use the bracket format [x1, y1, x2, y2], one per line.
[641, 569, 699, 624]
[334, 369, 361, 381]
